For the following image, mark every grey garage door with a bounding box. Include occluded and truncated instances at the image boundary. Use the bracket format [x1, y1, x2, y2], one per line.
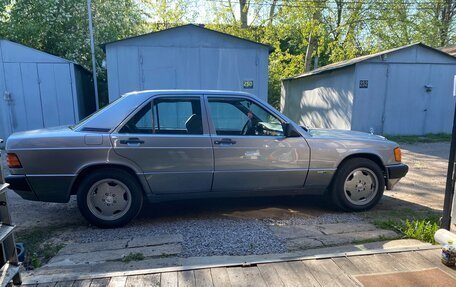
[2, 62, 76, 135]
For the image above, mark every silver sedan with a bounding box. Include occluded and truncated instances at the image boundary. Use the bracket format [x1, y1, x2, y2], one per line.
[5, 90, 408, 228]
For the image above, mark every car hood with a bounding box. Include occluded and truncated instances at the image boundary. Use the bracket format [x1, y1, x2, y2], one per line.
[308, 128, 387, 141]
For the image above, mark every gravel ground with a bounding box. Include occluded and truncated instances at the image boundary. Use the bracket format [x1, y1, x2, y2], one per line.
[61, 218, 287, 257]
[1, 141, 449, 258]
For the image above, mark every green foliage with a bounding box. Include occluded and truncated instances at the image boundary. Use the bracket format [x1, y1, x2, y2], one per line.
[121, 252, 145, 263]
[15, 225, 67, 269]
[373, 212, 441, 244]
[399, 219, 440, 244]
[385, 133, 451, 144]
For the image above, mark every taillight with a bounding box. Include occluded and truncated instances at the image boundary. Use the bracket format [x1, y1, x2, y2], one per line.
[6, 153, 22, 168]
[394, 147, 402, 162]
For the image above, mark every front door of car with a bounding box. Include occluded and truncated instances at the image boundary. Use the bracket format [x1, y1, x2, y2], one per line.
[111, 95, 213, 194]
[206, 96, 310, 192]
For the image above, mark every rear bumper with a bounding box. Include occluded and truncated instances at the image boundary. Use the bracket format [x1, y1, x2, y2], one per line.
[5, 174, 73, 203]
[386, 163, 409, 190]
[5, 175, 39, 201]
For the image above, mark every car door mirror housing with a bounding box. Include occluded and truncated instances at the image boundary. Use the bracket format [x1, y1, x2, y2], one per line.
[282, 123, 301, 137]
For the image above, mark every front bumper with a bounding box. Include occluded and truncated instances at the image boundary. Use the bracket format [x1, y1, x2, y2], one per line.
[5, 175, 39, 201]
[386, 163, 409, 190]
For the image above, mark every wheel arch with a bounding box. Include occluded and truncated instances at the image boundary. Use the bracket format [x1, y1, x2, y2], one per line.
[337, 153, 386, 173]
[70, 163, 148, 196]
[329, 153, 387, 191]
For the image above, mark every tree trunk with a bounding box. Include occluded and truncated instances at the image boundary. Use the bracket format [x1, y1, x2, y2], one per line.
[268, 0, 278, 26]
[304, 33, 318, 72]
[438, 0, 455, 47]
[240, 0, 249, 28]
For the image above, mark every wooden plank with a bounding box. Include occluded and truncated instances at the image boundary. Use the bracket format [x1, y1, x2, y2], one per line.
[226, 267, 249, 287]
[177, 270, 195, 287]
[107, 277, 127, 287]
[194, 269, 214, 287]
[55, 282, 75, 287]
[125, 274, 160, 287]
[160, 272, 177, 287]
[242, 267, 267, 287]
[90, 278, 110, 287]
[332, 257, 361, 276]
[301, 260, 342, 287]
[257, 263, 285, 287]
[142, 274, 160, 287]
[286, 261, 320, 287]
[36, 283, 56, 287]
[347, 255, 383, 275]
[271, 262, 308, 287]
[301, 259, 359, 287]
[415, 249, 456, 278]
[210, 268, 231, 287]
[364, 254, 406, 272]
[71, 280, 92, 287]
[389, 251, 435, 270]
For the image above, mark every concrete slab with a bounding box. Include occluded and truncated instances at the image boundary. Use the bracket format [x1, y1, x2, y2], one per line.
[48, 243, 182, 266]
[286, 237, 324, 251]
[319, 229, 398, 246]
[361, 239, 432, 250]
[57, 239, 129, 255]
[318, 223, 378, 235]
[127, 234, 183, 248]
[270, 225, 323, 240]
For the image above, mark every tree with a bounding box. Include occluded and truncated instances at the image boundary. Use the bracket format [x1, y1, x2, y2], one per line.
[2, 0, 145, 74]
[140, 0, 197, 31]
[415, 0, 456, 47]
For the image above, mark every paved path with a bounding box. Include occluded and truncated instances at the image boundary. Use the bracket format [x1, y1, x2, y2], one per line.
[21, 247, 456, 287]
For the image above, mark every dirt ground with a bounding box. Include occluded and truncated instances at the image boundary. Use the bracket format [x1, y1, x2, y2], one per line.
[383, 142, 449, 210]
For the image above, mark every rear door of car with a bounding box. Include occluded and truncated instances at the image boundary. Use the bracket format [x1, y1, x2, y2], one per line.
[205, 94, 310, 192]
[111, 94, 213, 194]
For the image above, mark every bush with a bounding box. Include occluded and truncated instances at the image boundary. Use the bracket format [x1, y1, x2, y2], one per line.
[400, 219, 440, 244]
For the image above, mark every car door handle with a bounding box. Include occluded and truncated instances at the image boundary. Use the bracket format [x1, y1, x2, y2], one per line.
[214, 138, 236, 145]
[119, 138, 144, 145]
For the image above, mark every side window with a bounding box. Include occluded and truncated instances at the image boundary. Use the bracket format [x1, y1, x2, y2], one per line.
[119, 97, 203, 135]
[208, 98, 283, 136]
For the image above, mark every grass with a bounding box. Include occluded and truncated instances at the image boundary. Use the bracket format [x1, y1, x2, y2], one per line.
[121, 252, 145, 263]
[385, 133, 451, 144]
[368, 210, 441, 244]
[15, 225, 67, 269]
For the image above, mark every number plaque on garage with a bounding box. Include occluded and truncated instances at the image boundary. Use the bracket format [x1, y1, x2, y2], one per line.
[243, 80, 254, 89]
[359, 80, 368, 89]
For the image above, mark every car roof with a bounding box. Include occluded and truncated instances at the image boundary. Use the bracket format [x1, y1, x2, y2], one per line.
[122, 90, 256, 98]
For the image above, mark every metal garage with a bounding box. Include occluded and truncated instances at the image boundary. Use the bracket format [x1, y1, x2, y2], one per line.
[0, 40, 95, 143]
[281, 43, 456, 135]
[103, 24, 270, 102]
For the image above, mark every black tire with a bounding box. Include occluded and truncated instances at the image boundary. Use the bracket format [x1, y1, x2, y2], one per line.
[330, 158, 385, 211]
[76, 168, 143, 228]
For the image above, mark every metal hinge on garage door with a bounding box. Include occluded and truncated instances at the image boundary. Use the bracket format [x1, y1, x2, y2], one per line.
[139, 53, 145, 89]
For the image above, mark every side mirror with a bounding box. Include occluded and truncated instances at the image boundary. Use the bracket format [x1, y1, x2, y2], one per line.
[282, 123, 300, 137]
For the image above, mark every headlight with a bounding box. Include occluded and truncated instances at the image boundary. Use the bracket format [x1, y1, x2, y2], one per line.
[394, 147, 402, 162]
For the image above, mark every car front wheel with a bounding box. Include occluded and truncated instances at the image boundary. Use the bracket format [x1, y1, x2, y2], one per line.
[76, 168, 143, 228]
[330, 158, 384, 211]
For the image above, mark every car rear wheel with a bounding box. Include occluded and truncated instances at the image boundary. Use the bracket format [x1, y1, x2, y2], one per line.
[330, 158, 384, 211]
[77, 168, 143, 228]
